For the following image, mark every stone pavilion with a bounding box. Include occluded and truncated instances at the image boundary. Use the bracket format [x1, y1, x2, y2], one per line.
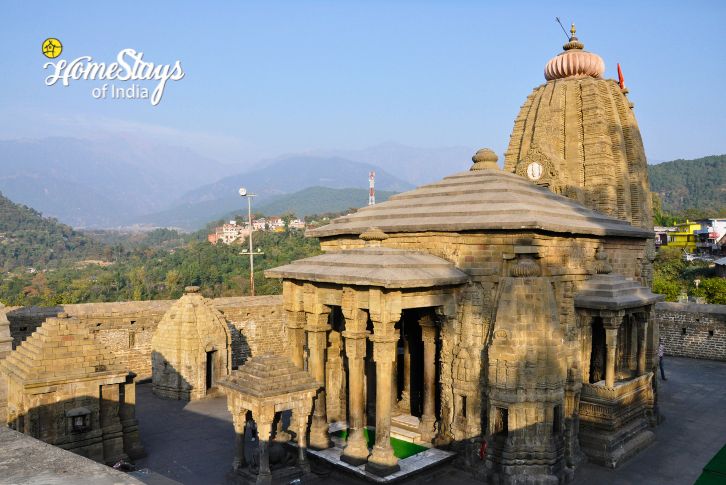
[219, 354, 320, 484]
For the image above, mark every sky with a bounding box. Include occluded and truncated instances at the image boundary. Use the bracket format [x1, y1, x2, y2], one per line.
[1, 0, 725, 165]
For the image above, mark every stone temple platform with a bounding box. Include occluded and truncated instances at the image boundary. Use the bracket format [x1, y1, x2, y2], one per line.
[128, 356, 726, 484]
[306, 421, 456, 483]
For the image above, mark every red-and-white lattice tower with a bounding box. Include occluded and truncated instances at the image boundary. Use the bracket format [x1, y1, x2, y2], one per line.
[368, 170, 375, 205]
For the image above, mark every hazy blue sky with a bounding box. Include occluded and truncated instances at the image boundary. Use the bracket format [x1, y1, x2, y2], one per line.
[1, 0, 724, 164]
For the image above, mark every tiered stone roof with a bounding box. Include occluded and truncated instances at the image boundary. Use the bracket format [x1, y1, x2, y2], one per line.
[265, 247, 469, 288]
[219, 354, 319, 398]
[575, 274, 663, 310]
[306, 168, 652, 239]
[0, 314, 125, 385]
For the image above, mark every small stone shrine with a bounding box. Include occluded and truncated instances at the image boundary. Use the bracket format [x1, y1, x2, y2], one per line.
[0, 312, 144, 464]
[151, 286, 232, 401]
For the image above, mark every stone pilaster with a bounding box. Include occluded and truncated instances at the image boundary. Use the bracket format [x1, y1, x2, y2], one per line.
[119, 374, 145, 459]
[286, 311, 307, 370]
[637, 314, 648, 376]
[99, 383, 126, 465]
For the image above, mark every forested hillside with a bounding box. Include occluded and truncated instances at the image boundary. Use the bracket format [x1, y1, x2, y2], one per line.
[649, 155, 726, 220]
[0, 192, 103, 271]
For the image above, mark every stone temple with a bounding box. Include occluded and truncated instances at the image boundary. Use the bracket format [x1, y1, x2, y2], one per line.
[0, 26, 670, 485]
[260, 25, 663, 482]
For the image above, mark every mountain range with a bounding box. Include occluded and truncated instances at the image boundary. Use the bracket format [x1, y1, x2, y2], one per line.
[0, 137, 469, 230]
[0, 137, 235, 228]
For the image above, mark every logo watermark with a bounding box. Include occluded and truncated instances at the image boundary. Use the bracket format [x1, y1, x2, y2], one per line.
[42, 39, 185, 106]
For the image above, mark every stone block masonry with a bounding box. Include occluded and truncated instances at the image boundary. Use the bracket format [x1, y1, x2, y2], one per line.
[656, 302, 726, 361]
[3, 296, 285, 380]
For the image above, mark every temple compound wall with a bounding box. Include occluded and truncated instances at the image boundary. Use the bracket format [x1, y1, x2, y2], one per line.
[2, 295, 285, 381]
[656, 302, 726, 361]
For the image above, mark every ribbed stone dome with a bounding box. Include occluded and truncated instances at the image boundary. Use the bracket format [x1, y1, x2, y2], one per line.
[505, 27, 652, 231]
[544, 25, 604, 81]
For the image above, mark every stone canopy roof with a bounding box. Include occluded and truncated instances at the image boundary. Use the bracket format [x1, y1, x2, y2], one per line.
[0, 314, 126, 386]
[219, 354, 319, 399]
[575, 274, 664, 311]
[306, 168, 652, 239]
[265, 247, 470, 288]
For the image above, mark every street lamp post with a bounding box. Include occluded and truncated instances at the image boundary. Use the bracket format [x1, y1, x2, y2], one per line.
[239, 187, 257, 296]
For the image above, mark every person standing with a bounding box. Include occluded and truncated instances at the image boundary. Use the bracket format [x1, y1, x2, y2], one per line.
[658, 338, 667, 381]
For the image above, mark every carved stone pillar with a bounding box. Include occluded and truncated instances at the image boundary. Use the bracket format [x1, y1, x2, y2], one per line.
[365, 289, 401, 477]
[341, 329, 369, 465]
[231, 409, 248, 471]
[256, 417, 274, 485]
[293, 401, 314, 473]
[366, 332, 400, 476]
[306, 309, 331, 450]
[419, 315, 437, 442]
[398, 336, 411, 414]
[605, 326, 619, 388]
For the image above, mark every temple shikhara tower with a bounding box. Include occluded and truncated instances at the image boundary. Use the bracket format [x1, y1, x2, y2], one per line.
[505, 25, 653, 232]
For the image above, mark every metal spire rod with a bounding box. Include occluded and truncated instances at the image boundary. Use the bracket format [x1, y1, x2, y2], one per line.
[555, 17, 570, 40]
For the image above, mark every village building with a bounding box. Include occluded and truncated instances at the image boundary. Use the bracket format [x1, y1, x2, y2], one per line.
[208, 220, 249, 245]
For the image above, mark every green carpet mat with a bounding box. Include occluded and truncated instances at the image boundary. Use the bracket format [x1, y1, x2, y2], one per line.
[332, 428, 428, 460]
[695, 444, 726, 484]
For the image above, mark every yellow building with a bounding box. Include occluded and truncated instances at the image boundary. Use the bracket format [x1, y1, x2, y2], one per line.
[668, 220, 701, 251]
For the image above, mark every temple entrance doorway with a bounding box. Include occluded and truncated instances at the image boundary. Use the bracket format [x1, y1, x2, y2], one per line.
[589, 317, 605, 384]
[206, 350, 216, 390]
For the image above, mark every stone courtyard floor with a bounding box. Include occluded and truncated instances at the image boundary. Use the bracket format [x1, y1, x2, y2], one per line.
[130, 356, 726, 485]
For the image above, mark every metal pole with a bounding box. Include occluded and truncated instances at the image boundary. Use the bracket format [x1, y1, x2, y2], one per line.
[247, 196, 255, 296]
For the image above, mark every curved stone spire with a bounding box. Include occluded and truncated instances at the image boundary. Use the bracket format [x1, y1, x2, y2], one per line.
[151, 286, 232, 401]
[505, 27, 653, 231]
[544, 24, 605, 81]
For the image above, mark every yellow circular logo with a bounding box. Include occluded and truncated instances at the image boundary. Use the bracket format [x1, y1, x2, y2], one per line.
[42, 38, 62, 59]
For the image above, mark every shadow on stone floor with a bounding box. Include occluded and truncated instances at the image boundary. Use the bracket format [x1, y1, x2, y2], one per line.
[131, 357, 726, 485]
